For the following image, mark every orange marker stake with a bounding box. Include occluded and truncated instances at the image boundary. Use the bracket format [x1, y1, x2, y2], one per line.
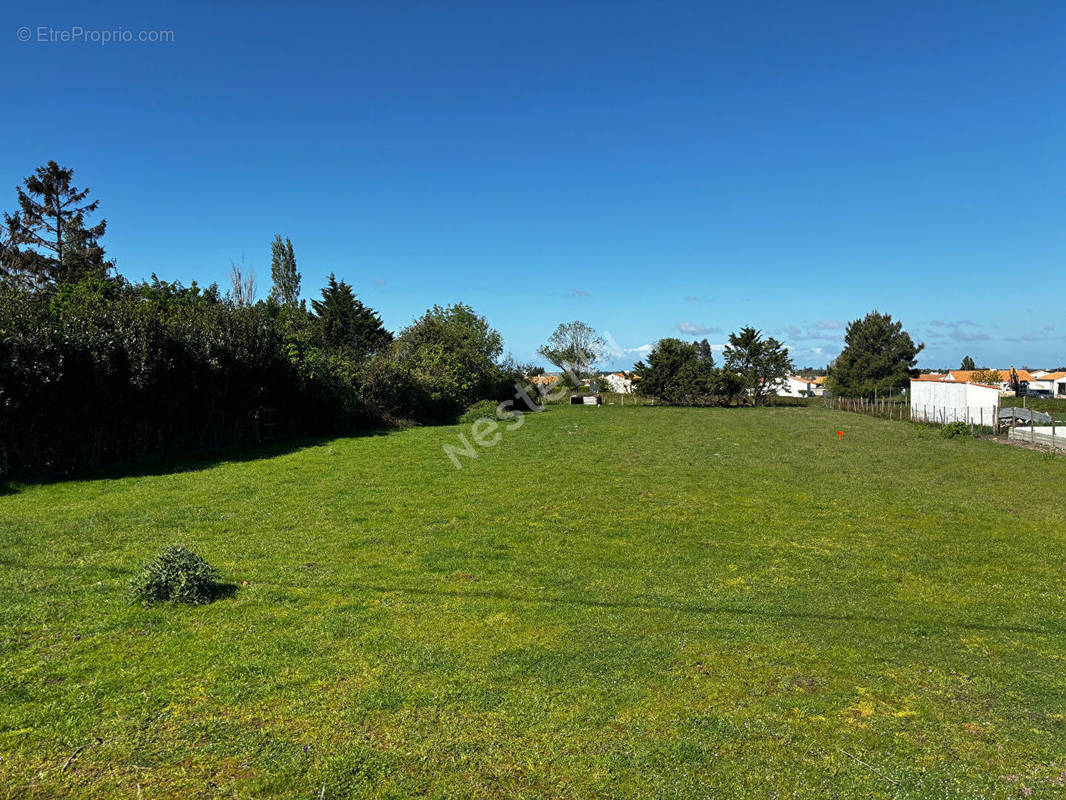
[837, 430, 843, 441]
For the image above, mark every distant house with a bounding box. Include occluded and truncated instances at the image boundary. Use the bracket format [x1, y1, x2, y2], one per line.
[529, 373, 561, 391]
[603, 372, 636, 394]
[1052, 373, 1066, 398]
[1029, 371, 1066, 397]
[946, 369, 1034, 394]
[777, 375, 825, 397]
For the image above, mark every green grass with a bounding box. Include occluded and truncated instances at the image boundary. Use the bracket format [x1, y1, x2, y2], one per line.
[3, 405, 1066, 799]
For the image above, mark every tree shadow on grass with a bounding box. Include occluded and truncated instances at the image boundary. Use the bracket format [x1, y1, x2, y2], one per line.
[0, 429, 393, 494]
[357, 582, 1056, 638]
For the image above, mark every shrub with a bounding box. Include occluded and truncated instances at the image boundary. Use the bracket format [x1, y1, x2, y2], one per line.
[941, 421, 971, 439]
[0, 281, 383, 477]
[130, 544, 219, 605]
[393, 303, 505, 422]
[459, 399, 504, 425]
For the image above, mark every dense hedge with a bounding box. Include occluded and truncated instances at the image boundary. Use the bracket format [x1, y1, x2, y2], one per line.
[0, 282, 523, 478]
[0, 285, 350, 475]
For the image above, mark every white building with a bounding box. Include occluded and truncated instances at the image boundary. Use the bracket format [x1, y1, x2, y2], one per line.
[1028, 371, 1066, 397]
[776, 375, 825, 397]
[1053, 373, 1066, 397]
[602, 372, 635, 394]
[910, 379, 1001, 426]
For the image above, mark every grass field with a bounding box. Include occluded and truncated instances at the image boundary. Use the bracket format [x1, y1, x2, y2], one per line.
[3, 405, 1066, 799]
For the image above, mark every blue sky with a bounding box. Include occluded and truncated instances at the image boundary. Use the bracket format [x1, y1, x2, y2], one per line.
[3, 1, 1064, 369]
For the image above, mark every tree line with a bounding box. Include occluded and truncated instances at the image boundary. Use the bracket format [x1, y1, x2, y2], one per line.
[0, 162, 528, 477]
[0, 161, 928, 475]
[536, 311, 924, 405]
[534, 321, 796, 406]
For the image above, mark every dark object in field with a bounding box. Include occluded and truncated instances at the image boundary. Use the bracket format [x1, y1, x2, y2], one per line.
[570, 394, 602, 406]
[998, 407, 1052, 425]
[129, 544, 220, 606]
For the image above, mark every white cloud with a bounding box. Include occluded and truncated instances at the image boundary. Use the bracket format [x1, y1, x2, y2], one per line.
[676, 321, 723, 336]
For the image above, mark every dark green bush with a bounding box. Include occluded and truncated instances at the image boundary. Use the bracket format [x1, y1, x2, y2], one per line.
[941, 421, 971, 439]
[0, 281, 378, 476]
[0, 279, 517, 475]
[130, 545, 220, 606]
[459, 399, 504, 425]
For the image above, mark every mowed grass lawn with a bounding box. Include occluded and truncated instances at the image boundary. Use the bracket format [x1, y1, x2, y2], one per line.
[3, 405, 1066, 799]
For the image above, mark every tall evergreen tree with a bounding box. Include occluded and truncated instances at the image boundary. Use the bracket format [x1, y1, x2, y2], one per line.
[311, 273, 391, 357]
[723, 327, 793, 406]
[269, 234, 301, 304]
[0, 213, 22, 285]
[960, 355, 976, 371]
[697, 338, 714, 367]
[2, 161, 112, 287]
[635, 338, 718, 405]
[826, 311, 922, 397]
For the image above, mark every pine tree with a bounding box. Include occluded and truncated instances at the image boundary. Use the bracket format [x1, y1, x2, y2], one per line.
[311, 273, 391, 357]
[723, 327, 793, 406]
[960, 355, 976, 371]
[269, 235, 301, 304]
[826, 311, 923, 397]
[697, 338, 714, 367]
[2, 161, 112, 287]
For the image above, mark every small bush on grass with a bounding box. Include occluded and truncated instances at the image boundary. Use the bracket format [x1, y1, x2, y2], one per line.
[941, 421, 971, 439]
[459, 400, 505, 425]
[130, 545, 219, 606]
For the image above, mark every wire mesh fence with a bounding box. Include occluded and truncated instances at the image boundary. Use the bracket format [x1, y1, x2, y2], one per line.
[825, 394, 1066, 449]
